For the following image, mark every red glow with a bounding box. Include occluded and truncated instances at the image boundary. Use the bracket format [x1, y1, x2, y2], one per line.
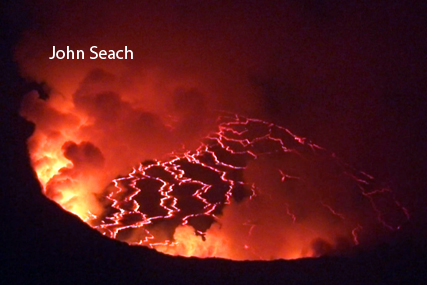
[20, 89, 410, 260]
[79, 114, 408, 260]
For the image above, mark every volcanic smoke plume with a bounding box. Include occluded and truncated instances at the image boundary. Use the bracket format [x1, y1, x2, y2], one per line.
[15, 1, 420, 260]
[20, 81, 409, 259]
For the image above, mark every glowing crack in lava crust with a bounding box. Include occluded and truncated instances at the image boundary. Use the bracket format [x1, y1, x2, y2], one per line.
[24, 106, 409, 260]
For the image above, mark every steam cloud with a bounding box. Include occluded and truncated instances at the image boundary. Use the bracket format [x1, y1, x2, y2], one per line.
[16, 1, 419, 259]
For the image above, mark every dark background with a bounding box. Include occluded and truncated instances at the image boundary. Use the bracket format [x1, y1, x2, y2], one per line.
[2, 0, 427, 283]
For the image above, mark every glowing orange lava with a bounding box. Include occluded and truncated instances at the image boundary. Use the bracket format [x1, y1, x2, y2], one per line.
[21, 91, 410, 260]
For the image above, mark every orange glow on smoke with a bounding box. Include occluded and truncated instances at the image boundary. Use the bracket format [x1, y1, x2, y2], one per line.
[21, 78, 410, 260]
[13, 0, 418, 262]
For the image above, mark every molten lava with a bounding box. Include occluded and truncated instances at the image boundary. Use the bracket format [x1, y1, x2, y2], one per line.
[21, 89, 409, 260]
[87, 114, 409, 259]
